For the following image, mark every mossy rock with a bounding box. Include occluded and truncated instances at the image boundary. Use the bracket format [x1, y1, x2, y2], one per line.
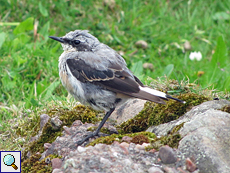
[146, 122, 185, 151]
[87, 131, 156, 146]
[220, 105, 230, 113]
[117, 93, 209, 134]
[21, 104, 101, 161]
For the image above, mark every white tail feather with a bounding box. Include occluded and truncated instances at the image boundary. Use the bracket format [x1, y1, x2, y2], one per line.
[139, 86, 166, 98]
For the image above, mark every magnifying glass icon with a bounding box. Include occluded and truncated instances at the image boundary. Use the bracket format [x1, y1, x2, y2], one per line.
[3, 154, 18, 170]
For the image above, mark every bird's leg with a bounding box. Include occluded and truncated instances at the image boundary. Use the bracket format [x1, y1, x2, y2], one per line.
[76, 107, 115, 146]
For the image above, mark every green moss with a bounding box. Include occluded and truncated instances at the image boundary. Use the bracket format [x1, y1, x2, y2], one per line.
[48, 105, 101, 125]
[87, 126, 112, 135]
[220, 105, 230, 113]
[87, 131, 156, 146]
[118, 93, 209, 134]
[21, 153, 61, 173]
[15, 113, 40, 138]
[170, 122, 185, 134]
[148, 123, 185, 151]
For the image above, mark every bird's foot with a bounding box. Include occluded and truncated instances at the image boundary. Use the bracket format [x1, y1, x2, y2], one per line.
[76, 131, 110, 146]
[76, 131, 95, 146]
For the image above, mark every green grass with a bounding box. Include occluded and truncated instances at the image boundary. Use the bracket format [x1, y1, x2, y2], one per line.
[0, 0, 230, 140]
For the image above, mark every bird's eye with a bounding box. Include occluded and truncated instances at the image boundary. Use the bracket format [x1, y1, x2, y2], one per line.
[73, 40, 80, 45]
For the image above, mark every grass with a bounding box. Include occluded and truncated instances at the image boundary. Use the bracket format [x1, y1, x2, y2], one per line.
[0, 0, 230, 150]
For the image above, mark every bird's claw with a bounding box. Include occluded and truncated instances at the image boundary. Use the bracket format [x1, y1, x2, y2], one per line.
[76, 131, 97, 146]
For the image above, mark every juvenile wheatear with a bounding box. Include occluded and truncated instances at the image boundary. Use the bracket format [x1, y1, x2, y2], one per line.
[49, 30, 185, 145]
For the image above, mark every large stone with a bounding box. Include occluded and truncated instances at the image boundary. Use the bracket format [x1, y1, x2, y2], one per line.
[148, 100, 230, 173]
[178, 109, 230, 173]
[110, 99, 146, 124]
[147, 100, 230, 136]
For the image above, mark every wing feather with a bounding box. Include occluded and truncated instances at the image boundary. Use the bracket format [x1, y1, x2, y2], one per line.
[66, 58, 167, 104]
[66, 58, 140, 93]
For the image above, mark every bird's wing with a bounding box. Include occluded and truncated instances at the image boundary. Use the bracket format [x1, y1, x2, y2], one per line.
[66, 58, 140, 93]
[66, 58, 166, 104]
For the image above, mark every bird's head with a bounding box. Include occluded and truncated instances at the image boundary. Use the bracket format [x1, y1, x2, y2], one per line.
[49, 30, 100, 52]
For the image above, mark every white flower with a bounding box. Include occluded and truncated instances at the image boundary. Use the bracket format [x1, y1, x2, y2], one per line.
[189, 51, 202, 61]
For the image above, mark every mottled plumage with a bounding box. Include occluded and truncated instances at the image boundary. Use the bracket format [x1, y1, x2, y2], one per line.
[49, 30, 185, 145]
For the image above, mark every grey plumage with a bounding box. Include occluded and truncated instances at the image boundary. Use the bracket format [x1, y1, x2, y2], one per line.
[49, 30, 185, 145]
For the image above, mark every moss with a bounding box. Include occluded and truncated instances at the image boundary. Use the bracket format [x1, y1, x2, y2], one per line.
[220, 105, 230, 113]
[87, 131, 156, 146]
[48, 105, 101, 125]
[170, 122, 185, 134]
[22, 104, 101, 161]
[87, 126, 113, 135]
[117, 93, 209, 134]
[131, 134, 149, 144]
[148, 123, 185, 151]
[21, 153, 61, 173]
[15, 113, 40, 139]
[28, 122, 63, 154]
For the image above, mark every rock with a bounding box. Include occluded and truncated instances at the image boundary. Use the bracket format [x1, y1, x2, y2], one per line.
[51, 116, 63, 130]
[163, 167, 179, 173]
[40, 114, 50, 130]
[183, 41, 192, 51]
[158, 146, 177, 164]
[185, 158, 196, 172]
[143, 63, 154, 70]
[121, 136, 133, 143]
[147, 100, 230, 136]
[51, 158, 63, 169]
[110, 98, 146, 124]
[178, 109, 230, 173]
[103, 0, 116, 9]
[35, 99, 230, 172]
[148, 100, 230, 172]
[30, 114, 51, 143]
[44, 143, 52, 150]
[135, 40, 148, 49]
[148, 166, 164, 173]
[52, 169, 63, 173]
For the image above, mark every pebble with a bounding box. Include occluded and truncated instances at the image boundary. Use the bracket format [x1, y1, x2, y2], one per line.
[143, 63, 154, 70]
[183, 41, 192, 51]
[51, 116, 63, 130]
[135, 40, 148, 49]
[40, 114, 50, 130]
[148, 166, 164, 173]
[51, 158, 63, 169]
[121, 136, 133, 143]
[158, 146, 177, 164]
[185, 158, 196, 172]
[63, 126, 71, 135]
[44, 143, 52, 150]
[77, 146, 86, 153]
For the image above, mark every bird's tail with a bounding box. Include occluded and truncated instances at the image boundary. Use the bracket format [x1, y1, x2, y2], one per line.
[131, 86, 185, 104]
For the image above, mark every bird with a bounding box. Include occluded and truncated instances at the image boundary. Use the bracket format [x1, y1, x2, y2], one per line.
[49, 30, 185, 145]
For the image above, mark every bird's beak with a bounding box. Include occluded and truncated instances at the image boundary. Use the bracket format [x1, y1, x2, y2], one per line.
[49, 36, 65, 43]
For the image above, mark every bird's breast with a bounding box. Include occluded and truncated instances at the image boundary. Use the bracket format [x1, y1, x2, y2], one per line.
[59, 61, 86, 103]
